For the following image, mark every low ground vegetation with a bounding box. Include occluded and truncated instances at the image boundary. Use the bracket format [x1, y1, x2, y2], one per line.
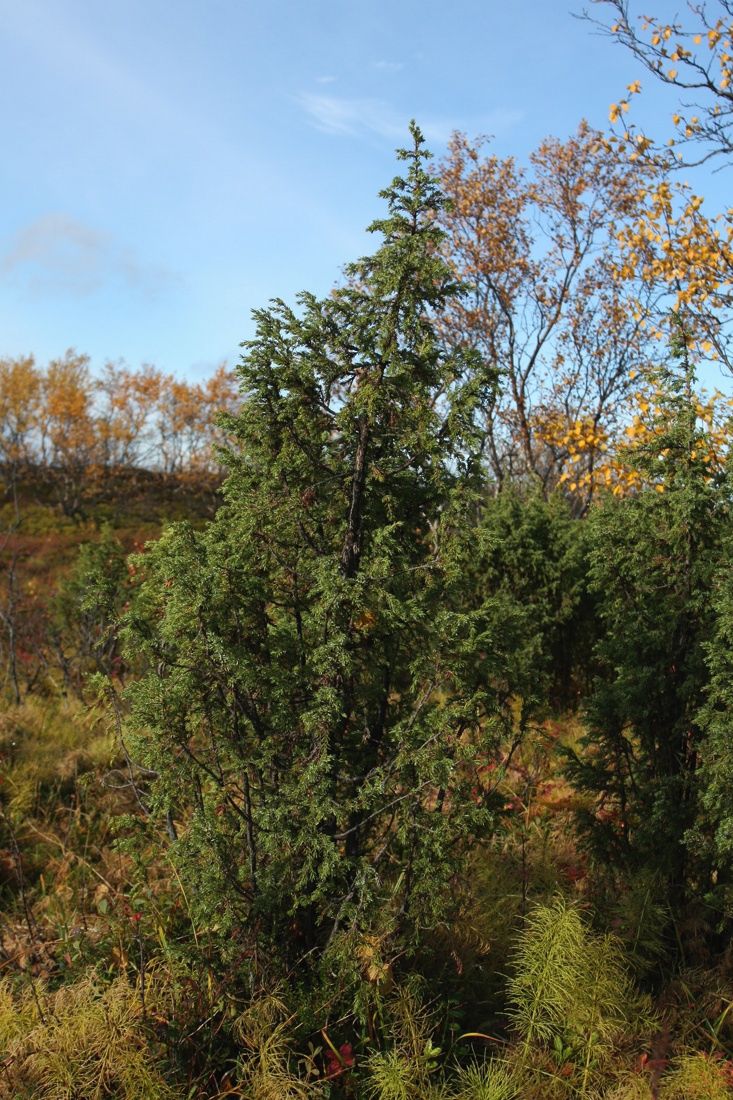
[3, 120, 733, 1097]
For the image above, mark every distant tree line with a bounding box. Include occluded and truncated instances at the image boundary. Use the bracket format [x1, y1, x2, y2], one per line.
[0, 351, 241, 518]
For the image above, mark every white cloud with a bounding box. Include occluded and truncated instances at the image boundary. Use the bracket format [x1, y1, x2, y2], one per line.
[297, 93, 525, 146]
[315, 75, 337, 84]
[373, 60, 405, 72]
[1, 214, 174, 298]
[297, 93, 407, 140]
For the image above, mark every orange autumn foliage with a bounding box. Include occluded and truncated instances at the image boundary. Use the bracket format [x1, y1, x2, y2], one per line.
[0, 356, 42, 469]
[539, 372, 733, 500]
[438, 122, 658, 508]
[599, 0, 733, 168]
[595, 3, 733, 366]
[0, 352, 241, 516]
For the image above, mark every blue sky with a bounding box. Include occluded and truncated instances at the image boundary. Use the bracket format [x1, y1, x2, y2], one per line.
[0, 0, 724, 381]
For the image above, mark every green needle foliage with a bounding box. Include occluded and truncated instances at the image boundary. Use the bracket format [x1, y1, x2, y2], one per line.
[565, 320, 730, 921]
[694, 496, 733, 923]
[121, 125, 510, 994]
[52, 523, 129, 686]
[473, 488, 591, 713]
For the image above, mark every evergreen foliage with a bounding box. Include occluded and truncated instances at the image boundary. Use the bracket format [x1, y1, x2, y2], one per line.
[121, 125, 510, 990]
[694, 501, 733, 921]
[474, 489, 590, 711]
[565, 323, 730, 919]
[6, 118, 733, 1098]
[52, 524, 129, 687]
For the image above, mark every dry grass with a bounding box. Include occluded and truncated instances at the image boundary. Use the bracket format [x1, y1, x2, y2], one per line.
[0, 696, 114, 819]
[233, 992, 319, 1100]
[657, 1053, 733, 1099]
[0, 971, 178, 1099]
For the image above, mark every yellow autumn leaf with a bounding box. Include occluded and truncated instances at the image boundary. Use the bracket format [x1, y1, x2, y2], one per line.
[353, 609, 377, 631]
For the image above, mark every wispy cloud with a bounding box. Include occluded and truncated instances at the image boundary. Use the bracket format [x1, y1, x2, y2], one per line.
[315, 75, 337, 85]
[373, 60, 404, 72]
[298, 93, 407, 140]
[1, 214, 175, 298]
[297, 93, 524, 146]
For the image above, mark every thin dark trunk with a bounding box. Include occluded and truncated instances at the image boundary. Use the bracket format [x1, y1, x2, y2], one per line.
[340, 414, 370, 579]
